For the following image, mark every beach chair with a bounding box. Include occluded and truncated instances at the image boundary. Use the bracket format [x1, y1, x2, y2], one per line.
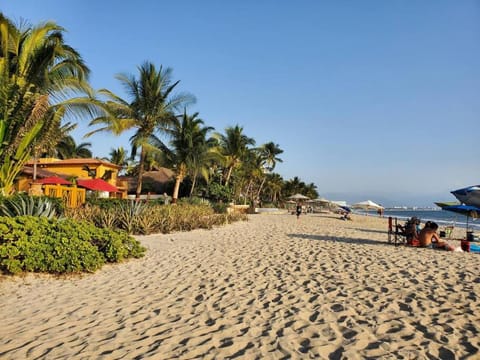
[388, 217, 406, 246]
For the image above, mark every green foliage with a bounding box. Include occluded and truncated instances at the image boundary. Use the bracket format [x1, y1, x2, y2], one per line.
[117, 200, 149, 233]
[206, 182, 233, 203]
[66, 202, 247, 235]
[0, 194, 64, 218]
[0, 216, 145, 275]
[211, 202, 229, 214]
[0, 14, 97, 195]
[178, 196, 209, 206]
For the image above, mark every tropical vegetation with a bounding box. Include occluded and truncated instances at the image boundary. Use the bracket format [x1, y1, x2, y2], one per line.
[0, 12, 320, 275]
[0, 14, 99, 194]
[0, 12, 318, 205]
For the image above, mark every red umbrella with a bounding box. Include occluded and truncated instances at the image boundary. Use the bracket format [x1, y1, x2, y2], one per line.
[37, 176, 71, 185]
[77, 178, 119, 192]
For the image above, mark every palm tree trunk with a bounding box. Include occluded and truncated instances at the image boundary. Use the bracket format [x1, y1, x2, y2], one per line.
[244, 180, 253, 205]
[135, 147, 146, 200]
[172, 175, 183, 204]
[256, 176, 267, 199]
[189, 171, 197, 197]
[224, 166, 234, 186]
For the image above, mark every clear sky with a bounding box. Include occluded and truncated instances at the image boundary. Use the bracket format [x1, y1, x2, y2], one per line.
[3, 1, 479, 206]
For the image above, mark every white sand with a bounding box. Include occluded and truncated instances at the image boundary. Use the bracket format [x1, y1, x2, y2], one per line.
[1, 213, 480, 359]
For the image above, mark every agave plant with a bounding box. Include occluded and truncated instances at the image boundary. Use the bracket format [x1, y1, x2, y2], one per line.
[0, 195, 60, 219]
[117, 200, 149, 233]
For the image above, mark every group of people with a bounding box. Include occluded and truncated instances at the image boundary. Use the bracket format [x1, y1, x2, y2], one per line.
[402, 217, 453, 250]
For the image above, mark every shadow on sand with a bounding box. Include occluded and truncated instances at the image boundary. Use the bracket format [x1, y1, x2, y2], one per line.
[352, 228, 388, 235]
[288, 233, 392, 247]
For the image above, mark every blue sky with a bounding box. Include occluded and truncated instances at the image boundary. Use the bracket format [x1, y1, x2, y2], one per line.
[3, 1, 479, 206]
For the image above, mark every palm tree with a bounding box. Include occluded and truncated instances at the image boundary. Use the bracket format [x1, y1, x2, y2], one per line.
[87, 62, 194, 199]
[256, 142, 283, 199]
[56, 135, 92, 159]
[264, 173, 284, 203]
[0, 14, 98, 194]
[151, 111, 214, 203]
[108, 147, 129, 167]
[236, 148, 264, 204]
[282, 176, 318, 200]
[216, 125, 255, 186]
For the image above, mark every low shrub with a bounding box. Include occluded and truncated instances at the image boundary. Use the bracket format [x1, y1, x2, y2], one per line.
[0, 216, 145, 275]
[65, 202, 247, 235]
[211, 202, 229, 214]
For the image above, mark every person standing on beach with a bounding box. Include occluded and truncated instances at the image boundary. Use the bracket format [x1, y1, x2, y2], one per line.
[296, 203, 302, 219]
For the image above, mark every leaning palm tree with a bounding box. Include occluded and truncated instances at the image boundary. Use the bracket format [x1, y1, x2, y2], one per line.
[150, 111, 214, 203]
[0, 14, 98, 194]
[87, 62, 195, 199]
[216, 125, 255, 186]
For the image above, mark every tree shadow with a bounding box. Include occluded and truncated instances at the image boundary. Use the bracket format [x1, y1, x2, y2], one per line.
[288, 233, 392, 247]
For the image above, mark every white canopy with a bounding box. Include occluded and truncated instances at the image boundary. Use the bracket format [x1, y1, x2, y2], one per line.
[351, 200, 384, 210]
[288, 193, 310, 200]
[309, 197, 331, 204]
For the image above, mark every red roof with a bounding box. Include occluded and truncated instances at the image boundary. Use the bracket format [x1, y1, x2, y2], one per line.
[37, 176, 71, 185]
[77, 178, 119, 192]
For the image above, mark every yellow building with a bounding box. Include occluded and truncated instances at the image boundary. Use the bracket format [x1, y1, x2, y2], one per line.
[19, 158, 127, 202]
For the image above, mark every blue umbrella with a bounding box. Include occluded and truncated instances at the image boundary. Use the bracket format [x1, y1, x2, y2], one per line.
[442, 204, 480, 235]
[340, 205, 351, 213]
[451, 185, 480, 207]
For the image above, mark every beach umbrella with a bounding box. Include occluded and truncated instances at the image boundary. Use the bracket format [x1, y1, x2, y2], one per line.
[310, 197, 331, 205]
[442, 204, 480, 236]
[434, 201, 461, 209]
[451, 185, 480, 208]
[77, 178, 119, 192]
[37, 176, 71, 185]
[351, 200, 383, 210]
[288, 193, 310, 201]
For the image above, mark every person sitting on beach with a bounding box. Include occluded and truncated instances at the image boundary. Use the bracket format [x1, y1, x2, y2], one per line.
[418, 222, 452, 250]
[404, 217, 420, 245]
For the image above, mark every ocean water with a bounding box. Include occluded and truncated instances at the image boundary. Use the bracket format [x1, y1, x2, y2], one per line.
[356, 209, 480, 231]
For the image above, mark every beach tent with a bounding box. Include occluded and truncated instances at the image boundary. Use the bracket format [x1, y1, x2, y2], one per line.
[351, 200, 383, 211]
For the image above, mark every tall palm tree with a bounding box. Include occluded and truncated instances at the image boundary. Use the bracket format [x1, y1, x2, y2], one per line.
[0, 14, 98, 193]
[259, 142, 283, 172]
[256, 142, 283, 198]
[151, 111, 214, 203]
[87, 62, 195, 199]
[216, 125, 255, 186]
[56, 135, 92, 159]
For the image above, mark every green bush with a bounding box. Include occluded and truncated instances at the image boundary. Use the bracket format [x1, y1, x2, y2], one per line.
[0, 216, 145, 275]
[211, 202, 229, 214]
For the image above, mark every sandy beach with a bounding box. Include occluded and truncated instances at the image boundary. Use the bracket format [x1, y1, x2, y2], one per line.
[1, 213, 480, 359]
